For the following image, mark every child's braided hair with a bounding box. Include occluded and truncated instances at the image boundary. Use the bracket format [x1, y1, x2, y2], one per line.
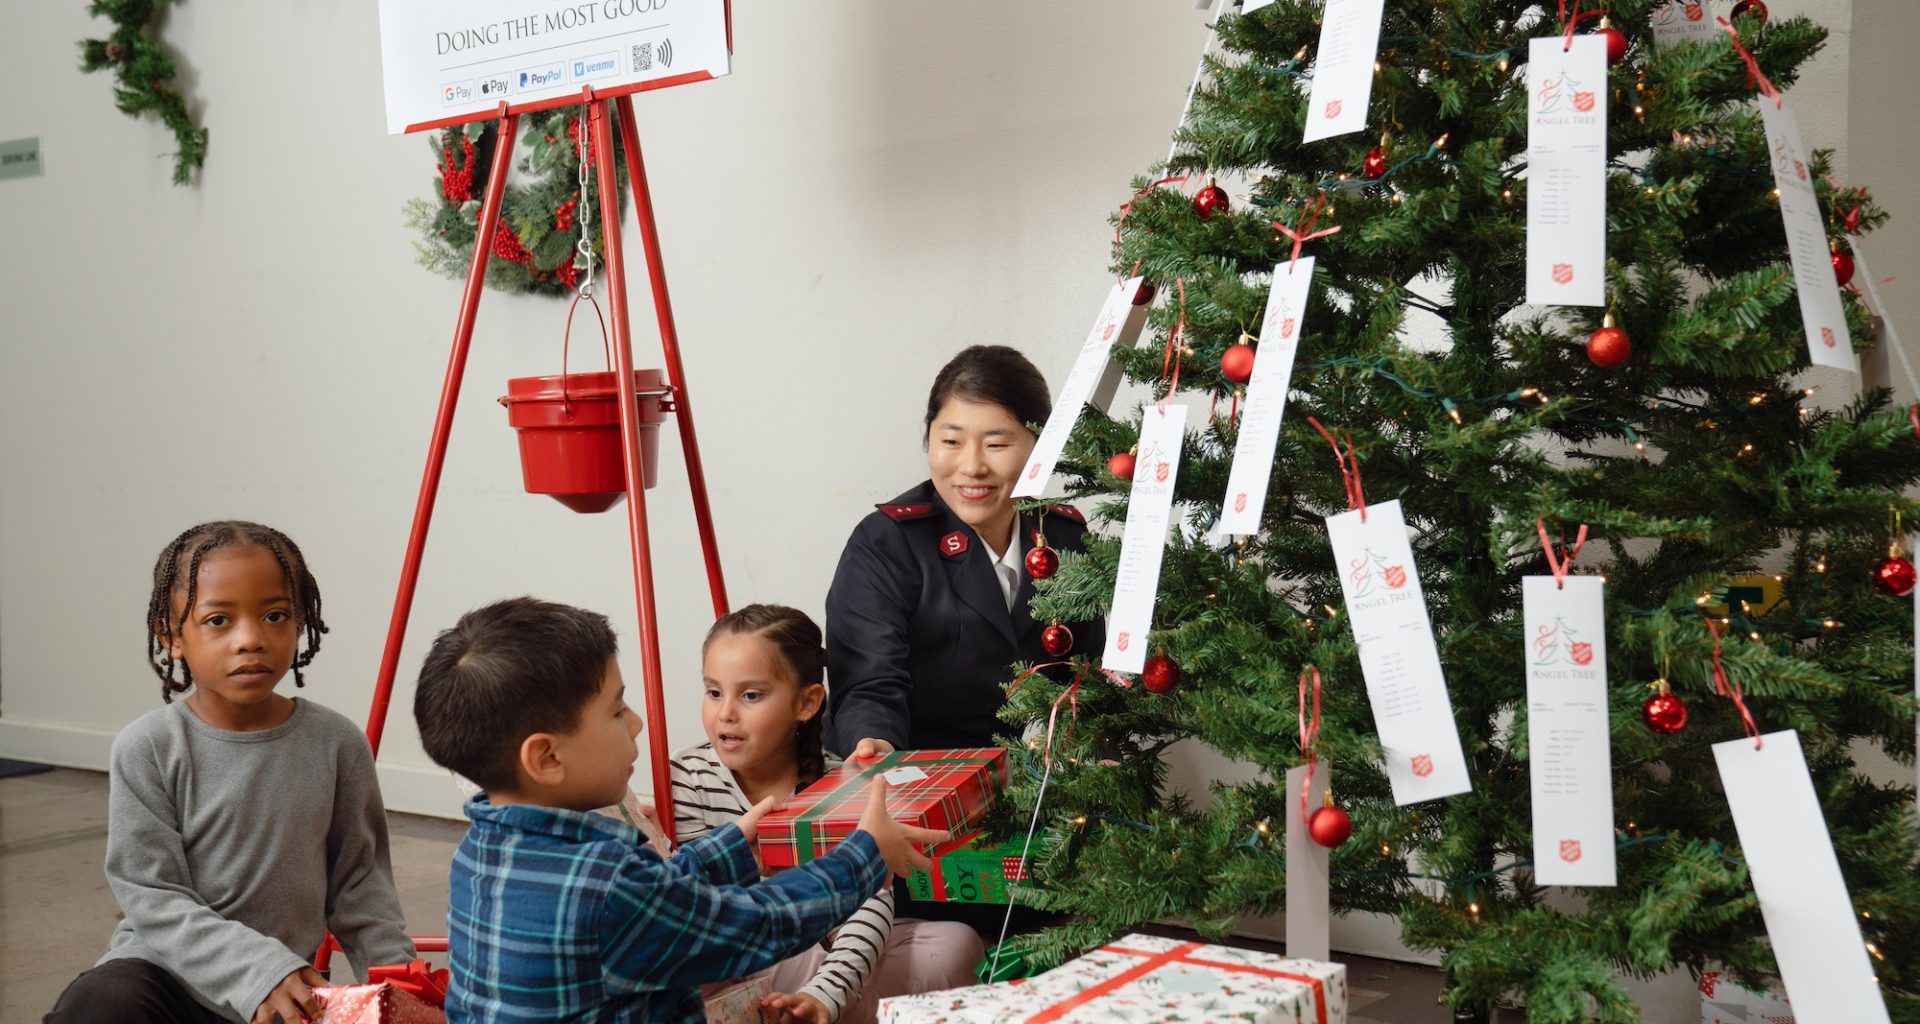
[145, 521, 326, 703]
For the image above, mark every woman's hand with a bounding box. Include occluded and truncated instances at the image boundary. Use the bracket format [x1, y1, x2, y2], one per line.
[855, 778, 946, 877]
[761, 990, 833, 1023]
[850, 737, 896, 761]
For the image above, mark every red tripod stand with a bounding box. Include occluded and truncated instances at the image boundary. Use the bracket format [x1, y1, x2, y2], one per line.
[323, 87, 730, 965]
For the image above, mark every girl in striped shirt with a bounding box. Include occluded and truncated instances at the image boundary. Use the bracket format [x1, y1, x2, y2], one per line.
[673, 604, 983, 1023]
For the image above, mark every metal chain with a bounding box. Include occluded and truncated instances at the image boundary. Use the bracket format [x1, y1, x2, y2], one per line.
[574, 105, 597, 299]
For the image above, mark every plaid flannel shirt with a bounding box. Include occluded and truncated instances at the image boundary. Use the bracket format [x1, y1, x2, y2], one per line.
[446, 795, 888, 1023]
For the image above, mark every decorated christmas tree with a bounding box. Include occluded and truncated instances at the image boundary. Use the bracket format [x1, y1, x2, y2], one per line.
[995, 1, 1920, 1020]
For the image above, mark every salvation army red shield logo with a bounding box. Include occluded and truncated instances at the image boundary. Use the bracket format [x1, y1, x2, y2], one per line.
[1821, 326, 1838, 348]
[1103, 323, 1117, 341]
[1573, 91, 1595, 113]
[1155, 462, 1170, 483]
[1411, 754, 1434, 778]
[1570, 642, 1594, 666]
[1116, 631, 1131, 652]
[1383, 565, 1407, 589]
[1027, 462, 1042, 480]
[1552, 263, 1574, 285]
[940, 531, 969, 557]
[1325, 99, 1343, 120]
[1234, 493, 1248, 513]
[1281, 317, 1297, 339]
[1794, 159, 1807, 181]
[1560, 839, 1582, 863]
[1684, 1, 1703, 19]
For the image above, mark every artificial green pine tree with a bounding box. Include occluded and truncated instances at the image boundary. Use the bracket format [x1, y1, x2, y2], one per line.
[995, 2, 1920, 1020]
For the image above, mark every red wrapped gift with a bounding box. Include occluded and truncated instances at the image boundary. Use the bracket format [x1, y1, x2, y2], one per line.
[312, 983, 445, 1024]
[758, 748, 1009, 868]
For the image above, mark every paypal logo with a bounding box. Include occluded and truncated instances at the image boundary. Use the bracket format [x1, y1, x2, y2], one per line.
[517, 64, 566, 91]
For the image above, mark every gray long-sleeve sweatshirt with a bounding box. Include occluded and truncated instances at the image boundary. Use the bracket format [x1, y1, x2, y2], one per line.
[98, 697, 415, 1021]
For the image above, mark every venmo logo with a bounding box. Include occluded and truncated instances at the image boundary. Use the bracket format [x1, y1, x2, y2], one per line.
[571, 53, 618, 81]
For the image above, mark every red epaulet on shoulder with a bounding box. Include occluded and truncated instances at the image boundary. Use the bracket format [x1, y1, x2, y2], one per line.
[877, 503, 935, 522]
[1044, 504, 1086, 524]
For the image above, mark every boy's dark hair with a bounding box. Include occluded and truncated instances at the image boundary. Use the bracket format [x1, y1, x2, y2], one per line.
[146, 521, 326, 703]
[414, 597, 619, 793]
[922, 345, 1052, 443]
[704, 604, 829, 789]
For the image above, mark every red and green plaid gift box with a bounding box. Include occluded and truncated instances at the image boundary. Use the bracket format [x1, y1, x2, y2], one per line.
[758, 748, 1008, 868]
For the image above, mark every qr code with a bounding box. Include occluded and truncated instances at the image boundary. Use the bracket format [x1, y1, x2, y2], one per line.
[631, 42, 653, 71]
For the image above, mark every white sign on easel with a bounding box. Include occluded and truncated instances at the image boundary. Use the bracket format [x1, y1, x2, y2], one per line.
[376, 0, 731, 134]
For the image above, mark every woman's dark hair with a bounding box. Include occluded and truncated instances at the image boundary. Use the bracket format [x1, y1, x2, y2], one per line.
[145, 521, 326, 703]
[704, 604, 829, 789]
[922, 345, 1052, 443]
[413, 597, 619, 794]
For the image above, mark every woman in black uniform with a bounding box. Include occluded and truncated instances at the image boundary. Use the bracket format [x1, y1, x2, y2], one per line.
[822, 344, 1103, 761]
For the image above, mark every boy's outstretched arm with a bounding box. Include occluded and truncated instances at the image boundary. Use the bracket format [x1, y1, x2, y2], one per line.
[600, 779, 943, 992]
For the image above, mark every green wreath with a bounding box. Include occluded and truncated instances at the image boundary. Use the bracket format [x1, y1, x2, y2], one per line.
[81, 0, 208, 186]
[403, 108, 628, 298]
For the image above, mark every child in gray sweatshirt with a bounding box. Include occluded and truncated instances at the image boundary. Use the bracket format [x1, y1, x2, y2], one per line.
[45, 522, 414, 1024]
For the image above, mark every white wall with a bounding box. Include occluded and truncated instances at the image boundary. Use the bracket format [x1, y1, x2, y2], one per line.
[0, 0, 1207, 812]
[2, 0, 1909, 1012]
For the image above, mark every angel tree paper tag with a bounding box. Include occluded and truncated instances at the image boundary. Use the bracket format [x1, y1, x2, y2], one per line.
[1326, 499, 1471, 804]
[1523, 575, 1617, 886]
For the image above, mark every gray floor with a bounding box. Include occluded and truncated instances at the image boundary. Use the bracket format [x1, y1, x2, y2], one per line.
[1, 767, 1496, 1022]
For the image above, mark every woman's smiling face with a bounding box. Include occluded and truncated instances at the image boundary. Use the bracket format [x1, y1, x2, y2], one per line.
[926, 398, 1036, 552]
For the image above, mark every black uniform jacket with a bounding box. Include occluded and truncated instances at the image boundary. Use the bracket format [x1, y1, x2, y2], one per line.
[822, 480, 1104, 757]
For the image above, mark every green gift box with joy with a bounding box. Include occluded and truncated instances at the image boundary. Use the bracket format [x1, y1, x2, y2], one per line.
[757, 748, 1009, 869]
[905, 829, 1037, 905]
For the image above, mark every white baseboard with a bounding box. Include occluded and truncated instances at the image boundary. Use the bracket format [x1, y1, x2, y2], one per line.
[374, 761, 471, 820]
[0, 717, 118, 770]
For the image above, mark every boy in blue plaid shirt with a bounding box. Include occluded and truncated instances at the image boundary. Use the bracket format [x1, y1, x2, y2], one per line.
[413, 597, 946, 1023]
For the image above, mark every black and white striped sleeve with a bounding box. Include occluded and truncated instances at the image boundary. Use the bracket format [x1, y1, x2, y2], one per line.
[796, 884, 895, 1019]
[669, 747, 748, 844]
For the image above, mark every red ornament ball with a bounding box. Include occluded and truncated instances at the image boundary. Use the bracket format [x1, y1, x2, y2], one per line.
[1041, 623, 1075, 658]
[1642, 692, 1688, 735]
[1221, 343, 1256, 384]
[1308, 805, 1353, 848]
[1133, 281, 1157, 307]
[1362, 146, 1388, 180]
[1586, 325, 1632, 370]
[1873, 556, 1918, 597]
[1832, 249, 1855, 286]
[1107, 452, 1137, 480]
[1194, 183, 1230, 221]
[1025, 545, 1059, 581]
[1141, 653, 1181, 694]
[1600, 25, 1628, 66]
[1730, 0, 1768, 24]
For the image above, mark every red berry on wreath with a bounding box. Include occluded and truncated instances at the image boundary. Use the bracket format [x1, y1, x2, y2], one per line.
[1597, 17, 1628, 66]
[1873, 554, 1917, 597]
[1586, 312, 1631, 370]
[1831, 247, 1855, 287]
[1308, 804, 1353, 848]
[1730, 0, 1768, 24]
[1142, 651, 1181, 693]
[1133, 281, 1157, 307]
[1025, 544, 1059, 581]
[1221, 343, 1256, 384]
[1108, 451, 1137, 481]
[1362, 146, 1388, 180]
[1041, 622, 1075, 658]
[1194, 181, 1229, 221]
[1642, 690, 1688, 735]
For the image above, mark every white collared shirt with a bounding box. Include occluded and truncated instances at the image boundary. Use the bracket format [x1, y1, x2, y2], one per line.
[991, 530, 1024, 611]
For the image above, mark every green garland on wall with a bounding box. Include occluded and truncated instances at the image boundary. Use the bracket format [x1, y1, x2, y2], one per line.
[80, 0, 207, 186]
